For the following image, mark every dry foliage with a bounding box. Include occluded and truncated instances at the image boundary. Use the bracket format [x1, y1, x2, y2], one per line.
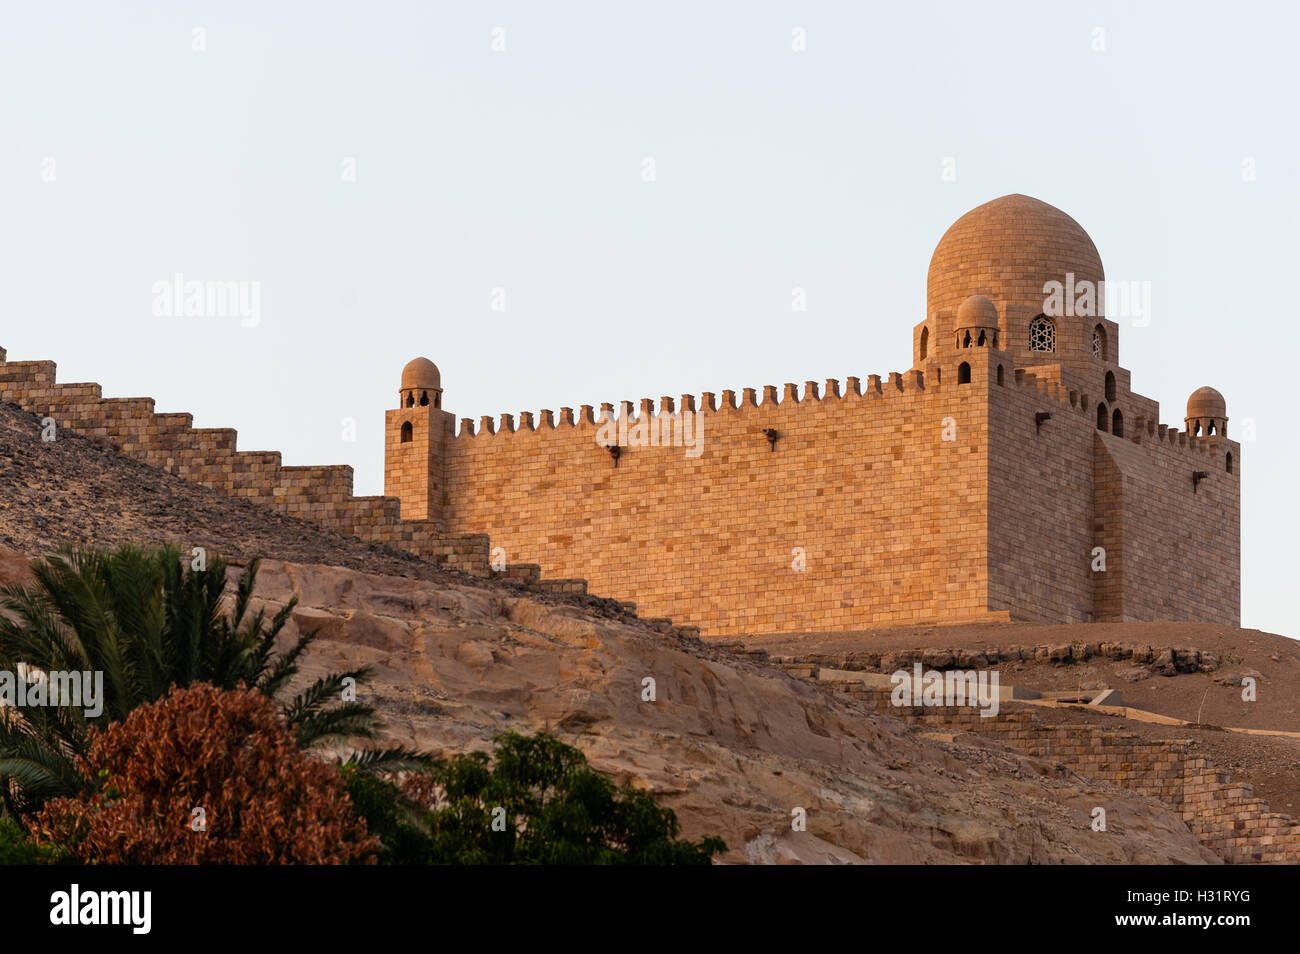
[30, 683, 379, 864]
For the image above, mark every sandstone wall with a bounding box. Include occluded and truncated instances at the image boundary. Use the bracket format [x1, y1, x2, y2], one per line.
[982, 356, 1238, 626]
[0, 342, 1240, 637]
[1093, 430, 1239, 622]
[985, 359, 1096, 622]
[0, 357, 490, 576]
[441, 371, 993, 637]
[846, 687, 1299, 864]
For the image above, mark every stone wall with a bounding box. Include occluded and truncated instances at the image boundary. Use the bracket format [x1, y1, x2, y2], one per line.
[441, 369, 993, 636]
[845, 686, 1299, 864]
[1093, 430, 1239, 622]
[0, 356, 491, 576]
[0, 341, 1240, 638]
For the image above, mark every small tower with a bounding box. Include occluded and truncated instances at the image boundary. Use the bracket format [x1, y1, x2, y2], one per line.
[953, 295, 1000, 350]
[1185, 386, 1227, 438]
[385, 357, 453, 522]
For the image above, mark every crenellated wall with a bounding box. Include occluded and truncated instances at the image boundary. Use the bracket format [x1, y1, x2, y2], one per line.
[0, 336, 1240, 638]
[439, 366, 996, 636]
[983, 354, 1239, 624]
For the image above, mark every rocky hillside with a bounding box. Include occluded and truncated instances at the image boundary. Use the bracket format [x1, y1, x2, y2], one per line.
[0, 395, 1257, 862]
[248, 560, 1218, 863]
[733, 624, 1300, 818]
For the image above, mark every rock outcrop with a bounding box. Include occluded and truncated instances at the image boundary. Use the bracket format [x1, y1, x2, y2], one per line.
[250, 560, 1219, 864]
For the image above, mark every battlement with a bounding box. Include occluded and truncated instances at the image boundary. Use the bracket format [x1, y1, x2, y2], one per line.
[451, 371, 944, 439]
[1000, 363, 1237, 467]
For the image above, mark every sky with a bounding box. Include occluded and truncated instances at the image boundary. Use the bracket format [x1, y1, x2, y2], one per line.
[1, 1, 1296, 634]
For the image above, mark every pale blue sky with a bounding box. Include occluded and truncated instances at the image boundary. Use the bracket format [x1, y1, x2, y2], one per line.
[1, 2, 1295, 634]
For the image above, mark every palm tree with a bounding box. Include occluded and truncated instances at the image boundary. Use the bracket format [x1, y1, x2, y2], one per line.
[0, 544, 424, 819]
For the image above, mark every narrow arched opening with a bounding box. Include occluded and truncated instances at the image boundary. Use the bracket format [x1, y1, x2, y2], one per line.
[400, 421, 413, 443]
[958, 361, 971, 384]
[1226, 452, 1233, 473]
[996, 365, 1004, 386]
[1097, 403, 1109, 432]
[919, 326, 929, 361]
[1112, 408, 1124, 437]
[1105, 371, 1116, 403]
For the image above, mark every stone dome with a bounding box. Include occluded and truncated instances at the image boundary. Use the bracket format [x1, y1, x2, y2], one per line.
[1186, 386, 1226, 421]
[400, 357, 441, 392]
[954, 294, 999, 330]
[927, 194, 1104, 320]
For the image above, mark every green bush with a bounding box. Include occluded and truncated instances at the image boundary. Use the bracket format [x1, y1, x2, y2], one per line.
[0, 816, 64, 865]
[345, 730, 726, 865]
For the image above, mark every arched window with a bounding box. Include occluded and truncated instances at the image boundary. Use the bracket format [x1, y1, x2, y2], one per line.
[1028, 315, 1055, 353]
[1097, 403, 1108, 432]
[919, 326, 929, 360]
[400, 421, 413, 443]
[1226, 452, 1233, 473]
[976, 330, 986, 346]
[1105, 371, 1116, 403]
[958, 361, 971, 384]
[1112, 408, 1123, 437]
[419, 391, 430, 407]
[996, 365, 1004, 386]
[404, 392, 415, 408]
[1092, 324, 1107, 361]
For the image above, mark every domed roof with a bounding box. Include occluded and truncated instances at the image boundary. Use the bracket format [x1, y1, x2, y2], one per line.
[401, 357, 441, 392]
[927, 194, 1103, 320]
[1186, 386, 1226, 420]
[954, 294, 1000, 330]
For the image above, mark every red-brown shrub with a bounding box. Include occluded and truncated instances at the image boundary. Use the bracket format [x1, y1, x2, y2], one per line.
[30, 683, 378, 864]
